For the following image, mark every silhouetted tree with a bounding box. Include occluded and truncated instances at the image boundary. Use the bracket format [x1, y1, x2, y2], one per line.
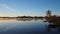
[46, 10, 52, 17]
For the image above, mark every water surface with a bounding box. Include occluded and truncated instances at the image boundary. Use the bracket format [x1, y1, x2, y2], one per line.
[0, 19, 60, 34]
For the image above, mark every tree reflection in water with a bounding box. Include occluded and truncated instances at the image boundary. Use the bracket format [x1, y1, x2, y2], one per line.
[46, 16, 60, 32]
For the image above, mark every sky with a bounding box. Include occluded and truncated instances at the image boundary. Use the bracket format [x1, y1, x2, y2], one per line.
[0, 0, 60, 17]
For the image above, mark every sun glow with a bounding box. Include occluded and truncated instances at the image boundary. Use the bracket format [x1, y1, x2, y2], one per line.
[0, 14, 11, 17]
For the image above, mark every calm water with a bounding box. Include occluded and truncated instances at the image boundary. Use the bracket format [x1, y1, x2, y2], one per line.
[0, 19, 60, 34]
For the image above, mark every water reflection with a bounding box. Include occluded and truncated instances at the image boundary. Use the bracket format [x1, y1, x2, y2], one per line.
[0, 17, 60, 34]
[0, 18, 43, 22]
[45, 17, 60, 32]
[0, 19, 47, 34]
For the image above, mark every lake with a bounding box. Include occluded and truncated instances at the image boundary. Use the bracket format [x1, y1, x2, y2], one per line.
[0, 19, 60, 34]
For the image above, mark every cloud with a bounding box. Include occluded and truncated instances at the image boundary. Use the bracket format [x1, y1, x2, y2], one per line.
[0, 3, 20, 16]
[0, 3, 17, 12]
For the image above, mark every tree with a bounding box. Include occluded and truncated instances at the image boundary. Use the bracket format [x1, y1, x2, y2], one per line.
[46, 10, 52, 17]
